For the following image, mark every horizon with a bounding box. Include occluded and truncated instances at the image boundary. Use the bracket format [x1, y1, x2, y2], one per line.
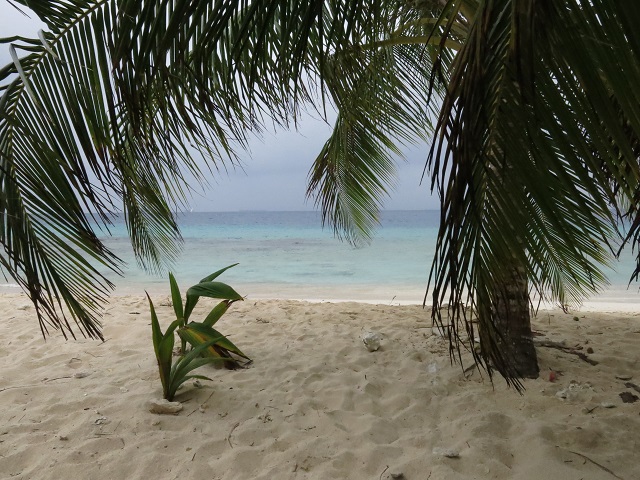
[86, 208, 439, 214]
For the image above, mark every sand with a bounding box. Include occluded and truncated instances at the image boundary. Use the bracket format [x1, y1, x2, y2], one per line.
[0, 293, 639, 480]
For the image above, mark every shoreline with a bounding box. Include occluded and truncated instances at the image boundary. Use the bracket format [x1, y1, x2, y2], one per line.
[2, 281, 637, 312]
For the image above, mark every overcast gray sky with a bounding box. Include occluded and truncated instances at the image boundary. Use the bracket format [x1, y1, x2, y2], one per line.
[0, 1, 439, 212]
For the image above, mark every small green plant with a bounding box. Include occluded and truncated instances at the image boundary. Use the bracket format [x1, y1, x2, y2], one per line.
[171, 263, 250, 369]
[148, 293, 224, 401]
[148, 264, 251, 400]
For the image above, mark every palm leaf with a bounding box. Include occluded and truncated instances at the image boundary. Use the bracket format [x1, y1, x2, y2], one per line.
[183, 281, 243, 322]
[0, 0, 390, 338]
[307, 9, 447, 244]
[199, 263, 239, 283]
[426, 0, 640, 386]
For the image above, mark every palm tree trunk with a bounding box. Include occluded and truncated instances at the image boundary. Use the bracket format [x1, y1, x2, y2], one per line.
[487, 261, 539, 379]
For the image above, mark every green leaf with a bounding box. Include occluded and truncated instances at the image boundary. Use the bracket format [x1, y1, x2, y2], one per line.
[181, 322, 250, 360]
[177, 324, 220, 356]
[187, 282, 244, 301]
[168, 272, 184, 321]
[202, 300, 232, 327]
[147, 292, 178, 399]
[165, 338, 224, 400]
[147, 292, 162, 358]
[170, 339, 221, 379]
[199, 263, 239, 283]
[184, 281, 243, 322]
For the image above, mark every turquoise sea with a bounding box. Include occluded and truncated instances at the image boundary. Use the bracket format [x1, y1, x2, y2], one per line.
[1, 210, 638, 307]
[99, 210, 440, 303]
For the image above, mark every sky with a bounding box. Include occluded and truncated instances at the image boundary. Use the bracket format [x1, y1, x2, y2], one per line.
[0, 1, 439, 212]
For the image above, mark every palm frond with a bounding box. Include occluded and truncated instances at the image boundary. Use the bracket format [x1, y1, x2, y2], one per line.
[307, 5, 449, 244]
[0, 1, 243, 338]
[0, 0, 396, 337]
[427, 0, 640, 385]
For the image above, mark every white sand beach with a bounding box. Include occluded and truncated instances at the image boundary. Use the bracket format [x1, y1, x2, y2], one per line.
[0, 293, 639, 479]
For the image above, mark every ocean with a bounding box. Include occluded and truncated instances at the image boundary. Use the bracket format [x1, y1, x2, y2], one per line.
[97, 210, 440, 303]
[1, 210, 638, 307]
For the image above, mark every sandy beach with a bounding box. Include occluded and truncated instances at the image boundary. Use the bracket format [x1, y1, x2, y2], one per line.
[1, 293, 639, 479]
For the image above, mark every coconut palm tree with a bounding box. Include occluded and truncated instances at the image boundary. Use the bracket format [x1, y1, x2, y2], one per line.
[313, 0, 640, 385]
[424, 0, 640, 385]
[1, 0, 639, 387]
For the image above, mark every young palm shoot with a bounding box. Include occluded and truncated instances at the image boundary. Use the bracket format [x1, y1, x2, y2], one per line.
[148, 293, 226, 401]
[169, 264, 250, 369]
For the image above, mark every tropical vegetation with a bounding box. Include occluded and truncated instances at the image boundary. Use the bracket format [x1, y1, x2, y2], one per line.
[169, 263, 250, 368]
[149, 292, 221, 401]
[148, 265, 249, 400]
[1, 0, 639, 387]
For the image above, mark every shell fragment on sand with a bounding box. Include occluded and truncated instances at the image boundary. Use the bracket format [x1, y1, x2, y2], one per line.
[555, 381, 594, 401]
[148, 399, 183, 415]
[362, 331, 382, 352]
[432, 447, 460, 458]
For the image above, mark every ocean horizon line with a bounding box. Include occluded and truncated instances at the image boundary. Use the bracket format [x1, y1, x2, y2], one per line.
[80, 208, 440, 215]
